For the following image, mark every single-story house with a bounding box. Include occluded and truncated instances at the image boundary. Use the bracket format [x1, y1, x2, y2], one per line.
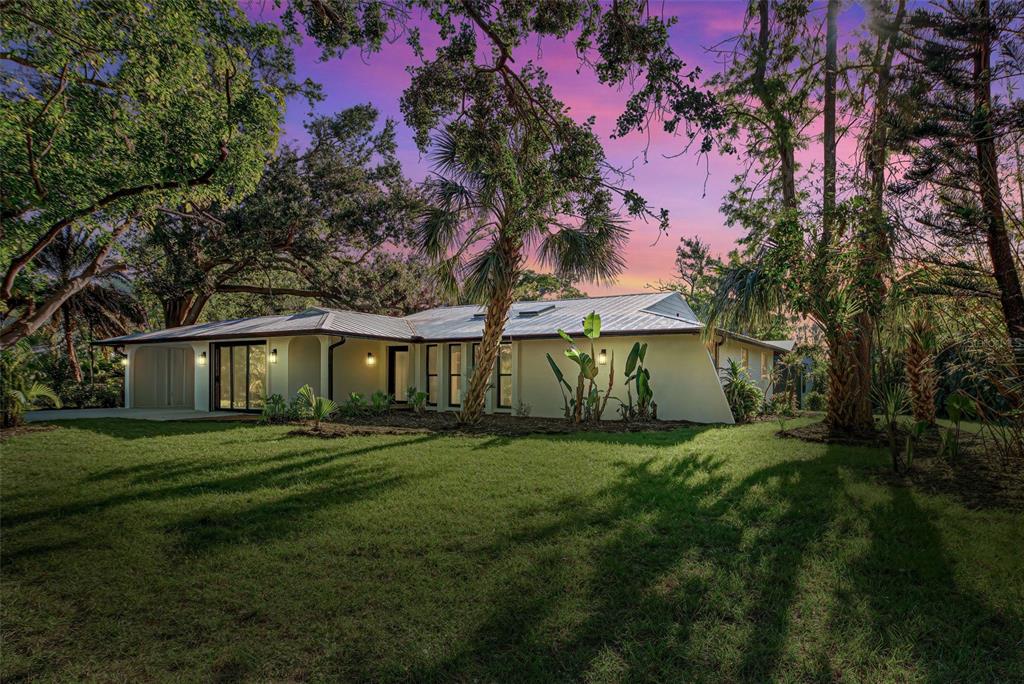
[96, 292, 790, 424]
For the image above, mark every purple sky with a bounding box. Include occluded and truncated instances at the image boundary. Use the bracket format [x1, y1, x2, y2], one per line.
[243, 1, 865, 294]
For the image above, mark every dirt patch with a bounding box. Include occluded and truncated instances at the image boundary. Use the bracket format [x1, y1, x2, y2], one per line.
[0, 423, 58, 441]
[285, 411, 698, 439]
[780, 421, 889, 447]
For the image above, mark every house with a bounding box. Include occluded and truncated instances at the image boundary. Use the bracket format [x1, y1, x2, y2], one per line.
[96, 292, 791, 424]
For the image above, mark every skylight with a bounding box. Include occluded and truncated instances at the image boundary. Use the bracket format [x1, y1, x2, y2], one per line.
[516, 304, 555, 318]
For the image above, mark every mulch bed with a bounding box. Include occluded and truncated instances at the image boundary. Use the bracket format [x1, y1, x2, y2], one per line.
[287, 411, 697, 439]
[782, 421, 1024, 511]
[0, 423, 58, 441]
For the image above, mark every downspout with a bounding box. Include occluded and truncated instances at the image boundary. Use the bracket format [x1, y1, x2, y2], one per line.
[327, 337, 347, 401]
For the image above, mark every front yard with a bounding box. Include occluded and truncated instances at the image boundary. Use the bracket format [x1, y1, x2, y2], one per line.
[2, 419, 1022, 682]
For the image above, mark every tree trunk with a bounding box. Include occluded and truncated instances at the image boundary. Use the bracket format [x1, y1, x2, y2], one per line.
[62, 308, 82, 382]
[162, 293, 209, 329]
[459, 237, 522, 424]
[825, 327, 875, 434]
[822, 0, 839, 247]
[973, 0, 1024, 367]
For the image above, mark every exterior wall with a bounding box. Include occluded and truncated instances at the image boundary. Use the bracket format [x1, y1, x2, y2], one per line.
[718, 339, 775, 396]
[332, 338, 388, 399]
[129, 344, 195, 409]
[287, 336, 322, 397]
[516, 333, 734, 423]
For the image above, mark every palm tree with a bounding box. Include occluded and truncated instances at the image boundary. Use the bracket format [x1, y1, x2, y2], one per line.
[1, 341, 61, 427]
[36, 229, 146, 382]
[418, 125, 628, 424]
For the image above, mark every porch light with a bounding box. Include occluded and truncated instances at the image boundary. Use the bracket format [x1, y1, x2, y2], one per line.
[120, 356, 129, 367]
[198, 351, 207, 366]
[598, 349, 608, 365]
[269, 348, 278, 364]
[366, 352, 376, 366]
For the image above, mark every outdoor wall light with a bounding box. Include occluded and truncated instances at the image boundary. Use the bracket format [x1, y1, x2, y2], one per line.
[198, 351, 207, 366]
[366, 352, 376, 366]
[269, 348, 278, 364]
[598, 349, 608, 365]
[120, 356, 129, 367]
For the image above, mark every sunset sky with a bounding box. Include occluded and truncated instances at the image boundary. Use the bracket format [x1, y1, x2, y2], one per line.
[243, 1, 866, 294]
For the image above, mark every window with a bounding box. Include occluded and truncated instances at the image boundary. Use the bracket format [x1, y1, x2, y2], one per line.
[448, 344, 462, 406]
[426, 345, 438, 406]
[761, 352, 769, 381]
[740, 347, 749, 370]
[497, 343, 512, 408]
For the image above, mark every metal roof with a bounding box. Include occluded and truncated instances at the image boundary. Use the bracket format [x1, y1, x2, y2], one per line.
[95, 292, 788, 349]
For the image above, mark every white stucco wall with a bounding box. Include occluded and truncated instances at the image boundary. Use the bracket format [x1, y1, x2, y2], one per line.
[515, 333, 734, 423]
[718, 339, 775, 396]
[332, 338, 388, 399]
[287, 336, 322, 397]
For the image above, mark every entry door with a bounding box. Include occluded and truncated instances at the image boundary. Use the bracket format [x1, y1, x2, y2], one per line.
[388, 346, 409, 402]
[214, 342, 267, 411]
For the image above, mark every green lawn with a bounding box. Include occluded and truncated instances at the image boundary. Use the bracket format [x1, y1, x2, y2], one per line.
[2, 419, 1022, 682]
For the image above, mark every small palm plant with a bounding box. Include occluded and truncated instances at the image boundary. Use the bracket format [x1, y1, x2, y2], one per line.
[2, 341, 62, 427]
[296, 384, 337, 432]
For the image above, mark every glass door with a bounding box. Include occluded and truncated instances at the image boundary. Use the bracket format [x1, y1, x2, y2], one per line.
[214, 342, 267, 411]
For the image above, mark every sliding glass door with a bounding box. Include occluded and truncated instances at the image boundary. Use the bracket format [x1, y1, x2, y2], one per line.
[214, 342, 267, 411]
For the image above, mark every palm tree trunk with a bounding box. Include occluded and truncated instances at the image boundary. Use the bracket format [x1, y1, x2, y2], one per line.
[63, 308, 82, 382]
[825, 328, 874, 434]
[459, 238, 522, 424]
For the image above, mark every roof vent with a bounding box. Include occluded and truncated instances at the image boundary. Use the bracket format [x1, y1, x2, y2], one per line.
[517, 304, 555, 318]
[471, 312, 487, 320]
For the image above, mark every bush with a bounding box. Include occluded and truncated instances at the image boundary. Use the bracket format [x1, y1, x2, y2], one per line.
[259, 394, 290, 424]
[407, 387, 427, 415]
[766, 393, 794, 418]
[720, 360, 763, 423]
[60, 381, 122, 408]
[803, 390, 826, 412]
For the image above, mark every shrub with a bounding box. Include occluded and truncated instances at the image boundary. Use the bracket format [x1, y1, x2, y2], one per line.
[369, 391, 392, 415]
[803, 390, 826, 412]
[296, 384, 337, 431]
[720, 360, 763, 423]
[766, 393, 795, 418]
[60, 381, 122, 409]
[514, 401, 532, 417]
[259, 394, 289, 424]
[407, 387, 428, 415]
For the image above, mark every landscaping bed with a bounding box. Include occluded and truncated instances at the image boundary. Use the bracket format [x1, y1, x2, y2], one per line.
[289, 410, 698, 438]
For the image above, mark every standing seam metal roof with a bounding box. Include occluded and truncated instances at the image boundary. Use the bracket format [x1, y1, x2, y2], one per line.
[95, 292, 790, 349]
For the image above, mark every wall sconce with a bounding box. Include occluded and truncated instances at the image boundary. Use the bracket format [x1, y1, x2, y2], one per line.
[197, 351, 207, 367]
[120, 356, 129, 367]
[269, 348, 278, 364]
[366, 352, 376, 366]
[598, 349, 608, 365]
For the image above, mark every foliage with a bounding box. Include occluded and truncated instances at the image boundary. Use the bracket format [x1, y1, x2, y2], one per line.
[1, 341, 61, 427]
[514, 401, 532, 418]
[1, 0, 303, 343]
[136, 105, 424, 327]
[719, 359, 762, 424]
[548, 312, 615, 424]
[939, 394, 976, 461]
[59, 381, 122, 410]
[653, 235, 723, 316]
[621, 341, 657, 422]
[407, 386, 428, 415]
[296, 384, 337, 431]
[513, 270, 585, 302]
[803, 391, 827, 412]
[874, 383, 910, 473]
[369, 391, 392, 415]
[259, 394, 291, 425]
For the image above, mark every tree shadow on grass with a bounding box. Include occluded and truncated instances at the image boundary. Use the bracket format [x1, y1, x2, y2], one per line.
[469, 424, 715, 453]
[406, 441, 1020, 682]
[2, 435, 440, 530]
[829, 481, 1024, 681]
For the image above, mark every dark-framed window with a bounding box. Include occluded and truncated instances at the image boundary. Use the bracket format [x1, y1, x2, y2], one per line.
[213, 341, 267, 412]
[426, 344, 438, 406]
[448, 344, 462, 407]
[497, 342, 512, 409]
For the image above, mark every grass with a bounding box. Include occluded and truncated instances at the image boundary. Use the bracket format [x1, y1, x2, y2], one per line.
[2, 418, 1022, 682]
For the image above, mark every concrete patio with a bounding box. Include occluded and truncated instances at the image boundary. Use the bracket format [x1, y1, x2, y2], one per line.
[25, 408, 247, 423]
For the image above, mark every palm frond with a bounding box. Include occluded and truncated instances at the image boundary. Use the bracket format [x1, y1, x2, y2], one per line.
[538, 213, 628, 285]
[703, 260, 789, 338]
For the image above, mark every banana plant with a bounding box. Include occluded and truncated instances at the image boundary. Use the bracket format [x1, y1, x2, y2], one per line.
[547, 312, 614, 424]
[623, 341, 654, 420]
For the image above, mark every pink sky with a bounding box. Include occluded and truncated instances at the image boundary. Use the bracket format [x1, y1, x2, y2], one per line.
[243, 1, 866, 294]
